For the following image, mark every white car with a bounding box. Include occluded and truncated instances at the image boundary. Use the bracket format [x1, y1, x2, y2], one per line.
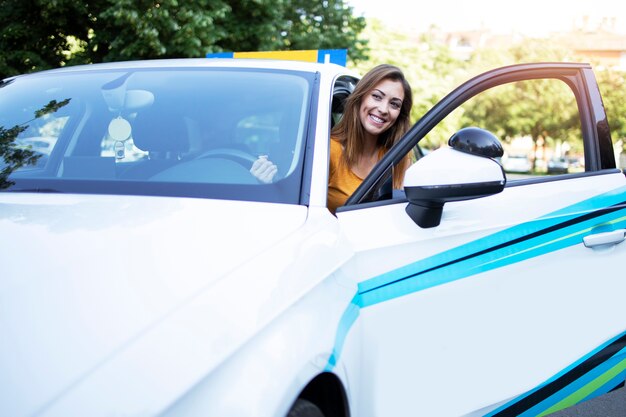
[502, 154, 532, 174]
[1, 58, 625, 417]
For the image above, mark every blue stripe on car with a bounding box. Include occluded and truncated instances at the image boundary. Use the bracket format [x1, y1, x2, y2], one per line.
[326, 185, 626, 414]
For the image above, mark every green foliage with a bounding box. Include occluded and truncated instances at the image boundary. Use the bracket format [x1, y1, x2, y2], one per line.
[211, 0, 284, 53]
[459, 78, 582, 171]
[463, 40, 618, 168]
[356, 27, 626, 163]
[0, 0, 367, 78]
[34, 98, 72, 119]
[214, 0, 367, 62]
[456, 39, 580, 146]
[280, 0, 367, 62]
[0, 99, 72, 188]
[93, 0, 230, 61]
[460, 80, 579, 143]
[3, 2, 624, 158]
[0, 124, 37, 189]
[0, 124, 38, 189]
[0, 0, 98, 77]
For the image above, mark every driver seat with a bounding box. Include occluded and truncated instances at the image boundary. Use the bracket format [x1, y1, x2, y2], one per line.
[122, 106, 190, 179]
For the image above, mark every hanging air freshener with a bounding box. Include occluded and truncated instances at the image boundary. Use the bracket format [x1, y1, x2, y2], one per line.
[108, 117, 132, 160]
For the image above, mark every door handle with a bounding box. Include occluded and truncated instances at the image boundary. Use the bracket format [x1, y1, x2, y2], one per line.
[583, 229, 626, 248]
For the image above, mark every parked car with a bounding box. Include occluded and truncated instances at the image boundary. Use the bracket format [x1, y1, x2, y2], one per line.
[502, 154, 532, 173]
[547, 156, 570, 174]
[1, 59, 625, 417]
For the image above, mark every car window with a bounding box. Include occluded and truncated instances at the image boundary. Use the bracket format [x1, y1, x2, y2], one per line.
[11, 114, 67, 171]
[344, 64, 616, 211]
[331, 76, 357, 128]
[0, 68, 314, 204]
[420, 78, 583, 180]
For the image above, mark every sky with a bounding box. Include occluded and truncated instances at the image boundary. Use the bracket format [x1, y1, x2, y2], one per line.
[348, 0, 626, 36]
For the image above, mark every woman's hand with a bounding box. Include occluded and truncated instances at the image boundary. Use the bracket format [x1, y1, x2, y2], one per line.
[250, 155, 278, 184]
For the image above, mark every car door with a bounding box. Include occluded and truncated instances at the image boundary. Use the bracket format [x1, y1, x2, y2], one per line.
[331, 63, 626, 417]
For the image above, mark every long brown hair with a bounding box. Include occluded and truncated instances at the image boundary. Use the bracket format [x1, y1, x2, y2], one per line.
[331, 64, 413, 188]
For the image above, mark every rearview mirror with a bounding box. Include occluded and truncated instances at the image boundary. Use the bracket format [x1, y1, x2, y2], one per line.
[404, 127, 506, 228]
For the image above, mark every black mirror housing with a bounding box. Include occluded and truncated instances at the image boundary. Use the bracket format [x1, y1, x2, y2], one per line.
[404, 128, 506, 228]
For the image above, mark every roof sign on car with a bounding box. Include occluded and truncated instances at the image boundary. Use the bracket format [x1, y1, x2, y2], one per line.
[206, 49, 347, 66]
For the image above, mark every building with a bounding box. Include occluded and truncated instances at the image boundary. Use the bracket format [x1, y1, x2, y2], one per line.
[436, 15, 626, 70]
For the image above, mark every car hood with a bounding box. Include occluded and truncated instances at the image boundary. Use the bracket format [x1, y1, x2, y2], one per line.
[0, 193, 308, 417]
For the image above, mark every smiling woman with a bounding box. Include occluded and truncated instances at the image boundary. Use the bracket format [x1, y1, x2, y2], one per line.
[327, 64, 413, 213]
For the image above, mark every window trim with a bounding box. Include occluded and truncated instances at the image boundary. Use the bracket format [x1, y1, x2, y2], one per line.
[344, 62, 613, 210]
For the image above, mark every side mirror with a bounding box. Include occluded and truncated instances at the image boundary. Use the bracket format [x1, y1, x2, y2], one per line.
[404, 127, 506, 228]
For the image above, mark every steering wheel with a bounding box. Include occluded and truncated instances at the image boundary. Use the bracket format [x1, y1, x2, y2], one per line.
[194, 148, 259, 168]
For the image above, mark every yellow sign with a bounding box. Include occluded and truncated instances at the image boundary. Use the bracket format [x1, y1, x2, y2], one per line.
[206, 49, 347, 66]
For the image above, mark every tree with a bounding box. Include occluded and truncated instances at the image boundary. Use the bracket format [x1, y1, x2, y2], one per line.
[0, 123, 38, 189]
[86, 0, 232, 62]
[279, 0, 367, 62]
[0, 99, 70, 189]
[460, 78, 580, 170]
[464, 40, 626, 171]
[458, 40, 584, 171]
[0, 0, 367, 79]
[0, 0, 101, 77]
[210, 0, 284, 53]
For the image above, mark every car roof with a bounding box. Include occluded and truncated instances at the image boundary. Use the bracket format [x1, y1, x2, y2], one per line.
[8, 58, 354, 80]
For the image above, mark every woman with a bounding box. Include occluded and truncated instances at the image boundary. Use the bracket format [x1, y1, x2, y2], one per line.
[327, 64, 413, 213]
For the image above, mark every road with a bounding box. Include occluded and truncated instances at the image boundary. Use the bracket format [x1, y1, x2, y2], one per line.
[551, 385, 626, 416]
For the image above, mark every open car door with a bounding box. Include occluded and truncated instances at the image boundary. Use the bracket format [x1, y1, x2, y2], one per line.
[332, 63, 626, 417]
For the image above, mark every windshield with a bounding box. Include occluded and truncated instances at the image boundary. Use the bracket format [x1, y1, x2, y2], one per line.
[0, 67, 313, 204]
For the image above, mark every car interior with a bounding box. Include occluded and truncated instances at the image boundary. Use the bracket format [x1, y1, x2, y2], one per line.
[6, 69, 311, 188]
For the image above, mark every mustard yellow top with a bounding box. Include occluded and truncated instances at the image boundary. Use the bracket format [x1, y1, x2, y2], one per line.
[327, 138, 383, 213]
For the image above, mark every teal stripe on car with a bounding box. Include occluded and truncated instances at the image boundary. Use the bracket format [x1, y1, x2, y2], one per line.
[325, 296, 360, 372]
[326, 185, 626, 375]
[358, 184, 626, 297]
[358, 187, 626, 308]
[359, 209, 626, 308]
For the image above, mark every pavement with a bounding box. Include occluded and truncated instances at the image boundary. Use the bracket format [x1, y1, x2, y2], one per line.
[551, 385, 626, 417]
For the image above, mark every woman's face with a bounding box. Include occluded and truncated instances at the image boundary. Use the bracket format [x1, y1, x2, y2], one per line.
[359, 78, 404, 140]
